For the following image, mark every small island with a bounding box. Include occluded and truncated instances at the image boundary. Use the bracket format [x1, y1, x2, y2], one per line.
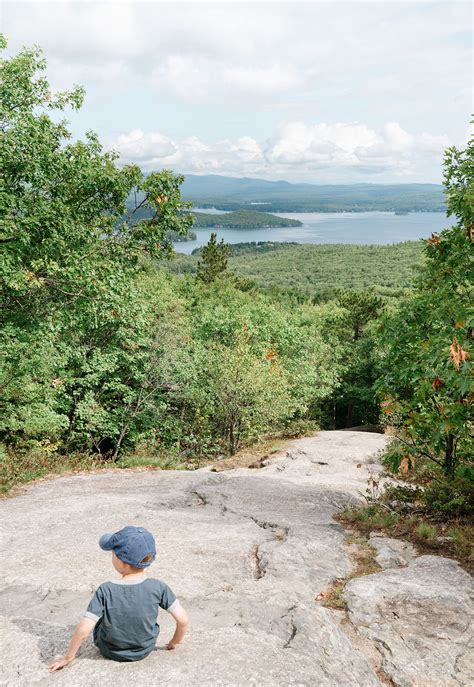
[190, 210, 302, 228]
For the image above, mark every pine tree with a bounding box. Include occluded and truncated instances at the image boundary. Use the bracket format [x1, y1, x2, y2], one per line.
[196, 233, 230, 283]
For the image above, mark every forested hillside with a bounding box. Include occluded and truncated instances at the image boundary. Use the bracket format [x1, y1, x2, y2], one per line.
[192, 210, 302, 228]
[164, 241, 424, 299]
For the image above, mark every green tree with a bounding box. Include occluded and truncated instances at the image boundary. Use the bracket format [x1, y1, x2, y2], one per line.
[335, 289, 384, 342]
[332, 290, 385, 428]
[196, 232, 229, 283]
[377, 135, 473, 477]
[196, 334, 294, 454]
[0, 38, 192, 455]
[178, 279, 341, 455]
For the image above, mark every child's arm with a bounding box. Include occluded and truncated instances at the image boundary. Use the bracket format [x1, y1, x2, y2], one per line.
[49, 617, 96, 671]
[166, 602, 189, 650]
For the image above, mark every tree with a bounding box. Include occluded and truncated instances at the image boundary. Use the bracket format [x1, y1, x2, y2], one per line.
[331, 290, 385, 428]
[193, 333, 294, 455]
[335, 290, 384, 343]
[196, 232, 229, 283]
[377, 135, 473, 477]
[0, 37, 192, 455]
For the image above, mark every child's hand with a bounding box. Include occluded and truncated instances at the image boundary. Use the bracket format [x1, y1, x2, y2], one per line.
[166, 641, 177, 650]
[49, 617, 94, 671]
[49, 656, 74, 672]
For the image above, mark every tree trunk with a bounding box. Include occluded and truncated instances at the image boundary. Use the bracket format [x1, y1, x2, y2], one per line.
[112, 426, 128, 462]
[229, 423, 235, 455]
[443, 433, 456, 478]
[346, 402, 354, 428]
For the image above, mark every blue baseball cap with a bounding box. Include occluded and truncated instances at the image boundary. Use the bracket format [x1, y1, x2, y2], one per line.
[99, 526, 156, 568]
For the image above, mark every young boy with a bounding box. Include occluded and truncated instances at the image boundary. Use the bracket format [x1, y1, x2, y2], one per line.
[49, 525, 188, 671]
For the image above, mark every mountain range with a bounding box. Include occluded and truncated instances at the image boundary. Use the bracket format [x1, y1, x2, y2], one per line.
[179, 175, 445, 212]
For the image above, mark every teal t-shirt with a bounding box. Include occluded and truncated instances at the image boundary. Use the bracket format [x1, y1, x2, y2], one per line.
[85, 575, 177, 662]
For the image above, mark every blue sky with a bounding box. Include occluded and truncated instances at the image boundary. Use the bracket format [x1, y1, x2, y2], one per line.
[3, 0, 472, 183]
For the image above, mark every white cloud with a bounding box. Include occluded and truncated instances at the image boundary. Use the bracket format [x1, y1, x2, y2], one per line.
[111, 120, 450, 181]
[4, 1, 469, 105]
[222, 65, 305, 94]
[149, 56, 211, 100]
[115, 129, 265, 174]
[47, 58, 131, 90]
[148, 59, 306, 100]
[3, 1, 468, 181]
[113, 129, 177, 164]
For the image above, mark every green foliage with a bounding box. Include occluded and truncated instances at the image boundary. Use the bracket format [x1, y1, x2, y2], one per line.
[192, 335, 293, 454]
[196, 232, 230, 283]
[423, 477, 474, 517]
[3, 37, 466, 501]
[0, 39, 346, 468]
[382, 441, 407, 474]
[197, 241, 300, 256]
[191, 210, 302, 228]
[377, 135, 473, 476]
[335, 290, 385, 341]
[314, 290, 385, 428]
[168, 241, 425, 299]
[414, 523, 438, 540]
[171, 278, 342, 455]
[381, 442, 473, 518]
[166, 229, 197, 242]
[0, 40, 192, 456]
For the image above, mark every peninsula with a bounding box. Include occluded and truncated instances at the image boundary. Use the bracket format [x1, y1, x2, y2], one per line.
[191, 210, 302, 228]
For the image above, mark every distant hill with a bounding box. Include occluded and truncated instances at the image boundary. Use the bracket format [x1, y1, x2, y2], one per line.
[180, 175, 445, 212]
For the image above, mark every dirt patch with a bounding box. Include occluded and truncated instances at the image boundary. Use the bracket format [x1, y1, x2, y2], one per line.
[317, 531, 381, 610]
[210, 437, 290, 472]
[317, 531, 396, 685]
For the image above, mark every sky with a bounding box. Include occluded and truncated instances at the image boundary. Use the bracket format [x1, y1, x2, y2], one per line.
[2, 0, 472, 183]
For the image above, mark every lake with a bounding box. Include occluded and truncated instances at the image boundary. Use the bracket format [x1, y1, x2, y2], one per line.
[173, 211, 449, 254]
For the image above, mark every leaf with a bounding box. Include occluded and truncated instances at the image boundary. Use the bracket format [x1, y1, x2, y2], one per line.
[450, 337, 470, 370]
[399, 454, 414, 475]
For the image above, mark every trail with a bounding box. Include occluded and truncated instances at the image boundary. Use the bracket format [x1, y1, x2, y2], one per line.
[0, 431, 472, 686]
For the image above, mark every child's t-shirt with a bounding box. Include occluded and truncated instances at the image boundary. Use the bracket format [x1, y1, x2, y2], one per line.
[84, 575, 178, 662]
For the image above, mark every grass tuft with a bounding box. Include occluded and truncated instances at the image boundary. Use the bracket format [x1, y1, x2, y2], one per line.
[338, 503, 473, 574]
[318, 536, 381, 610]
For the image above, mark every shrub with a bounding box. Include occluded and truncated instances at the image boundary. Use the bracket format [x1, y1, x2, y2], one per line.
[382, 440, 406, 473]
[423, 476, 474, 517]
[415, 523, 437, 540]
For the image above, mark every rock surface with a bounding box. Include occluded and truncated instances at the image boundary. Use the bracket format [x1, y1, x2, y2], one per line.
[0, 430, 472, 686]
[344, 555, 474, 687]
[369, 535, 418, 569]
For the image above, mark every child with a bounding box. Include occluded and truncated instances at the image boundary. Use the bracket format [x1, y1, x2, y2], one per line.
[49, 525, 188, 671]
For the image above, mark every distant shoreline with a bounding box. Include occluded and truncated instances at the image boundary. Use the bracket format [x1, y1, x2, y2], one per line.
[193, 206, 446, 214]
[173, 210, 449, 254]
